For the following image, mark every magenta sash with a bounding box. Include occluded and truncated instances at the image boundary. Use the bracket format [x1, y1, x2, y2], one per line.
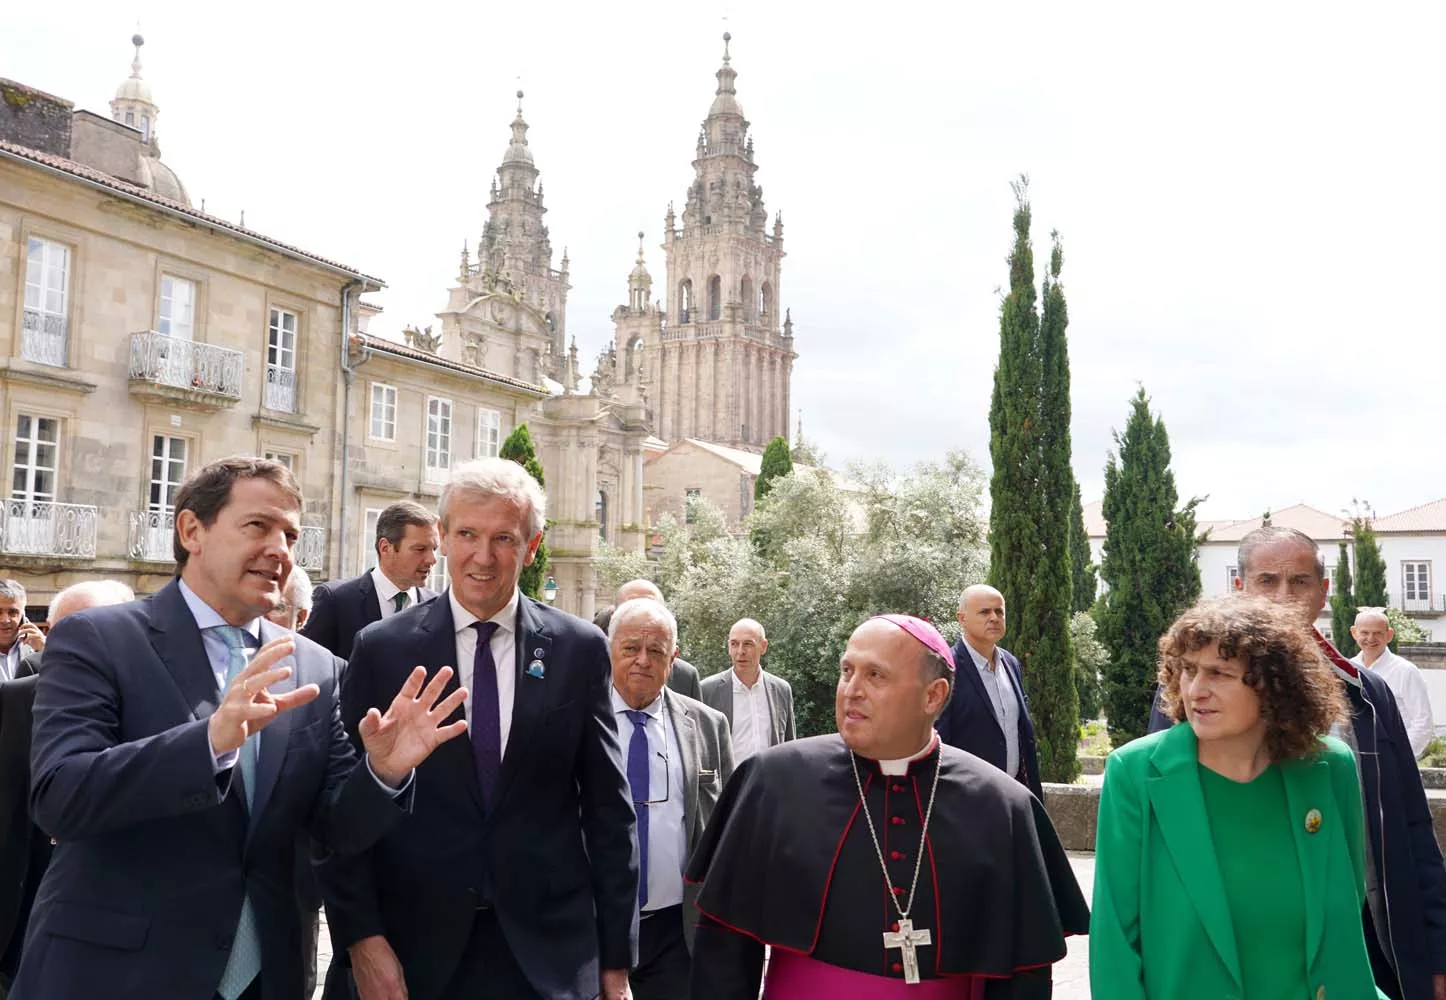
[762, 950, 984, 1000]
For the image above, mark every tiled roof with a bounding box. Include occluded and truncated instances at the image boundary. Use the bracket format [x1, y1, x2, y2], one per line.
[356, 335, 549, 396]
[1372, 498, 1446, 533]
[0, 139, 383, 283]
[1200, 504, 1349, 543]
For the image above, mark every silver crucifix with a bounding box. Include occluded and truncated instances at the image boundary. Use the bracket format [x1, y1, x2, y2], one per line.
[882, 917, 932, 984]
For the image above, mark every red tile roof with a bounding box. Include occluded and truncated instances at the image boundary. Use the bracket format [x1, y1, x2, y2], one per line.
[355, 335, 549, 396]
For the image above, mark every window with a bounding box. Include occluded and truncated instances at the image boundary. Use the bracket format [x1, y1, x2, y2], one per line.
[596, 488, 609, 541]
[125, 110, 134, 127]
[1404, 561, 1432, 611]
[12, 415, 58, 503]
[684, 487, 701, 524]
[265, 307, 298, 412]
[740, 276, 754, 319]
[707, 275, 722, 321]
[369, 383, 397, 441]
[140, 115, 150, 142]
[678, 280, 693, 324]
[361, 507, 382, 571]
[143, 435, 187, 561]
[23, 237, 70, 366]
[158, 275, 196, 340]
[425, 397, 453, 481]
[427, 557, 448, 594]
[1226, 565, 1241, 591]
[760, 282, 773, 320]
[263, 451, 294, 472]
[476, 408, 501, 458]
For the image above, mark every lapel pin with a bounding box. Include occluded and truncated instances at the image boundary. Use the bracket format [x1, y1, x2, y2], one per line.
[526, 659, 546, 679]
[1304, 808, 1322, 834]
[533, 647, 544, 658]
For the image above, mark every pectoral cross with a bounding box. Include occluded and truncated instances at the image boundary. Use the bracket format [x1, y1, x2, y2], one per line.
[882, 917, 932, 985]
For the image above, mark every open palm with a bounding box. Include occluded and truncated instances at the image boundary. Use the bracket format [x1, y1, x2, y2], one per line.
[360, 665, 469, 787]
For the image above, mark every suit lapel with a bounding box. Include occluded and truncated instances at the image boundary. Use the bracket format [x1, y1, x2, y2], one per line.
[247, 618, 298, 838]
[668, 689, 700, 841]
[1281, 754, 1331, 969]
[359, 573, 382, 627]
[953, 640, 1006, 743]
[419, 594, 484, 812]
[146, 581, 221, 722]
[1145, 726, 1243, 990]
[495, 596, 551, 810]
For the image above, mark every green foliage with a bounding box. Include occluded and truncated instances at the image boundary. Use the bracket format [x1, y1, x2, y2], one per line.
[594, 543, 653, 600]
[1352, 517, 1389, 608]
[1419, 737, 1446, 769]
[1385, 607, 1427, 650]
[1097, 388, 1202, 748]
[1070, 483, 1098, 613]
[1330, 540, 1359, 657]
[657, 459, 989, 738]
[499, 424, 549, 599]
[1078, 720, 1113, 759]
[755, 437, 794, 501]
[986, 181, 1080, 782]
[1070, 611, 1109, 721]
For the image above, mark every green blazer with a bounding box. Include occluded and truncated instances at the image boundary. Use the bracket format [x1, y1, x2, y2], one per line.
[1090, 724, 1387, 1000]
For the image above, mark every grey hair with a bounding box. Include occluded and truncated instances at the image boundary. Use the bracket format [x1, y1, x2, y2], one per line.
[284, 567, 314, 611]
[1237, 526, 1325, 579]
[440, 458, 547, 538]
[0, 579, 26, 606]
[607, 597, 678, 652]
[47, 580, 134, 624]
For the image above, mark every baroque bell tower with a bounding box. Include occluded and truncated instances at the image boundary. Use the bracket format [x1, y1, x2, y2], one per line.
[652, 34, 796, 449]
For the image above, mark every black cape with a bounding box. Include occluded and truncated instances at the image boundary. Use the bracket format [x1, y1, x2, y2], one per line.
[686, 735, 1089, 999]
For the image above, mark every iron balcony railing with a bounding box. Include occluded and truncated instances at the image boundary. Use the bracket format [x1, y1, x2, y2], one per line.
[21, 309, 68, 367]
[128, 332, 245, 400]
[128, 509, 175, 562]
[295, 526, 325, 571]
[0, 499, 98, 558]
[265, 365, 296, 412]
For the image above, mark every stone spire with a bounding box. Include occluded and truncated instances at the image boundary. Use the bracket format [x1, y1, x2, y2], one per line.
[683, 33, 767, 236]
[111, 33, 159, 148]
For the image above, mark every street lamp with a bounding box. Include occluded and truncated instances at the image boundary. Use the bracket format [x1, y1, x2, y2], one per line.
[543, 576, 558, 603]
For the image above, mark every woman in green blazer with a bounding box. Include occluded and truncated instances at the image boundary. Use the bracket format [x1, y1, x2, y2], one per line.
[1091, 596, 1387, 1000]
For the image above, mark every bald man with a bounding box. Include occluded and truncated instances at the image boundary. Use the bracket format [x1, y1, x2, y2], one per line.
[1352, 609, 1435, 759]
[700, 619, 795, 762]
[615, 579, 701, 700]
[934, 584, 1043, 799]
[0, 580, 133, 987]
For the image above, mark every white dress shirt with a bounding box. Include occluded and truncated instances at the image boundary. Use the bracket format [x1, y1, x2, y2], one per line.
[1352, 647, 1436, 758]
[451, 588, 520, 758]
[611, 687, 686, 910]
[730, 669, 774, 763]
[1, 641, 25, 681]
[964, 640, 1020, 779]
[371, 566, 421, 619]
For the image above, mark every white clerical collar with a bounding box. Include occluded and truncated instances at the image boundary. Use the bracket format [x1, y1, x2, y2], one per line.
[449, 587, 520, 637]
[877, 732, 940, 776]
[371, 566, 418, 607]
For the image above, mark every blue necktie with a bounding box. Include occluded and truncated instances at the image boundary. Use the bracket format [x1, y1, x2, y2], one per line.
[625, 709, 650, 908]
[470, 621, 502, 805]
[212, 625, 262, 1000]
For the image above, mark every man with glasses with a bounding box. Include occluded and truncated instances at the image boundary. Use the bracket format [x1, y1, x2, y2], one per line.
[609, 598, 734, 1000]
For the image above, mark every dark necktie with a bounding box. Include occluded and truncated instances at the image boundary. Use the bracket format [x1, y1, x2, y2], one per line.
[625, 709, 651, 908]
[392, 591, 410, 613]
[470, 621, 502, 805]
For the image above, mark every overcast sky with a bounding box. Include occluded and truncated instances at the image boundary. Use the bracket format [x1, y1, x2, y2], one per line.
[8, 1, 1445, 522]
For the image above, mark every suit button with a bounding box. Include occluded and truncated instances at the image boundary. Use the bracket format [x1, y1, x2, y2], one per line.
[891, 816, 906, 826]
[890, 850, 905, 861]
[891, 962, 903, 974]
[891, 886, 904, 896]
[891, 783, 906, 793]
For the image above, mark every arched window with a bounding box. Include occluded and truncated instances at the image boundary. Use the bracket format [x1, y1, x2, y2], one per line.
[678, 280, 693, 324]
[740, 277, 754, 320]
[632, 287, 646, 311]
[625, 336, 644, 378]
[596, 488, 609, 540]
[141, 115, 150, 142]
[760, 282, 773, 321]
[707, 275, 722, 321]
[125, 111, 135, 127]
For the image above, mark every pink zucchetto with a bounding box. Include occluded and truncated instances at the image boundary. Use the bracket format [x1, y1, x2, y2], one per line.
[868, 614, 956, 672]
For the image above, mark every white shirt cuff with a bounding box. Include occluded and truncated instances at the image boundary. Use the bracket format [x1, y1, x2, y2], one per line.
[365, 755, 413, 798]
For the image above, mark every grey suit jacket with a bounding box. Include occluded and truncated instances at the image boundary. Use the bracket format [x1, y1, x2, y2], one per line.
[697, 668, 795, 749]
[659, 688, 733, 952]
[666, 657, 702, 700]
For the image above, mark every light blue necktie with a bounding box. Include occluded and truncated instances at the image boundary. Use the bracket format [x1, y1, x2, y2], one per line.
[212, 624, 262, 999]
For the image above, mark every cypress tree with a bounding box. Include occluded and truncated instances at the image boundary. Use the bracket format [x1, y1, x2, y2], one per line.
[755, 436, 794, 501]
[1098, 388, 1202, 746]
[1330, 540, 1359, 657]
[1353, 517, 1389, 608]
[1070, 482, 1097, 613]
[499, 424, 549, 599]
[987, 182, 1079, 782]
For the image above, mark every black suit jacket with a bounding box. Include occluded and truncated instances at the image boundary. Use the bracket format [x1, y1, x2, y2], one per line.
[320, 592, 638, 1000]
[12, 580, 408, 1000]
[934, 641, 1044, 800]
[0, 672, 45, 982]
[668, 657, 702, 700]
[302, 571, 437, 661]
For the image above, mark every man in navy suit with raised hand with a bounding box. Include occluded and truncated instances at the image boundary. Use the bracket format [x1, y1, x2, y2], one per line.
[15, 457, 469, 1000]
[321, 456, 637, 1000]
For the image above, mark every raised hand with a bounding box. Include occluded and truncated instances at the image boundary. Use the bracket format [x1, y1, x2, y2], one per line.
[208, 637, 320, 755]
[360, 666, 469, 788]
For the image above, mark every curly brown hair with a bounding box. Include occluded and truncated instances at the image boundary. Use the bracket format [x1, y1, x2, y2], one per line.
[1157, 596, 1346, 761]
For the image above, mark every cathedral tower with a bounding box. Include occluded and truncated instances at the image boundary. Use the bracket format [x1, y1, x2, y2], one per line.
[653, 34, 796, 449]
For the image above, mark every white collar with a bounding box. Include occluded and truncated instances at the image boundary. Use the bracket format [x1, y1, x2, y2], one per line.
[877, 732, 940, 776]
[963, 639, 997, 672]
[731, 667, 765, 692]
[178, 578, 261, 641]
[449, 587, 520, 636]
[1353, 648, 1398, 670]
[371, 566, 416, 606]
[610, 685, 666, 721]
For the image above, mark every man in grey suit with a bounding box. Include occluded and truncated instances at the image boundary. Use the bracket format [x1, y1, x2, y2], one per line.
[699, 619, 795, 763]
[608, 598, 733, 1000]
[614, 580, 701, 699]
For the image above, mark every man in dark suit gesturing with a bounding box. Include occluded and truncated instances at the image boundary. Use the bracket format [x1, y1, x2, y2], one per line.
[14, 457, 469, 1000]
[322, 457, 637, 1000]
[934, 584, 1043, 800]
[303, 500, 439, 660]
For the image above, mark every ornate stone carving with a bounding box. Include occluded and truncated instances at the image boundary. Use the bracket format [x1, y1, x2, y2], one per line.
[403, 324, 442, 354]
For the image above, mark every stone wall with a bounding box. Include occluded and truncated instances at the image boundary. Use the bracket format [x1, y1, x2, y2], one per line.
[1403, 643, 1446, 670]
[0, 79, 73, 157]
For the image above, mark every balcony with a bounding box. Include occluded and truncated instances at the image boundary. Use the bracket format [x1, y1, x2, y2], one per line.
[296, 526, 325, 572]
[265, 364, 296, 412]
[128, 509, 175, 563]
[0, 499, 98, 560]
[22, 309, 68, 367]
[128, 332, 243, 411]
[1403, 595, 1446, 616]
